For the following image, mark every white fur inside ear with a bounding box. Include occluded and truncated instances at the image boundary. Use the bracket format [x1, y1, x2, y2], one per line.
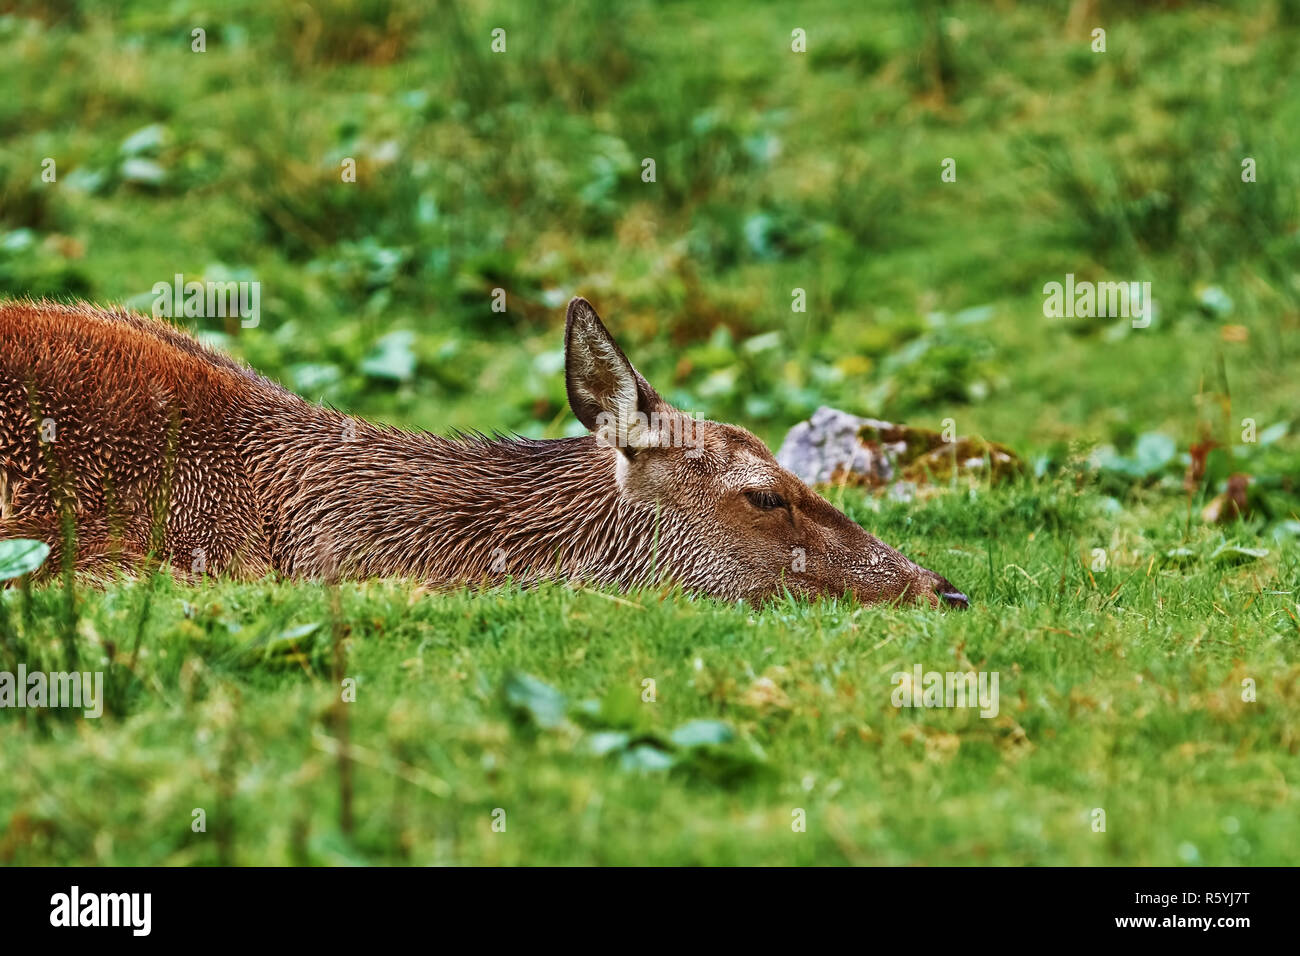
[573, 327, 640, 440]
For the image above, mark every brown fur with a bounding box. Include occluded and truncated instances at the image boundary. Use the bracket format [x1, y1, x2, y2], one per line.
[0, 297, 966, 607]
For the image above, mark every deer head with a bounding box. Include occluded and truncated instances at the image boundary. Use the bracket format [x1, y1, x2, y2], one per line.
[564, 297, 968, 608]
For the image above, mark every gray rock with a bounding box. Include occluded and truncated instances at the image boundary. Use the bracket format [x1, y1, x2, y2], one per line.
[776, 406, 896, 487]
[776, 405, 1023, 489]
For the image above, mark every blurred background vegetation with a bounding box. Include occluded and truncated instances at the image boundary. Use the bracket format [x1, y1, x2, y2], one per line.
[2, 0, 1299, 867]
[1, 0, 1297, 517]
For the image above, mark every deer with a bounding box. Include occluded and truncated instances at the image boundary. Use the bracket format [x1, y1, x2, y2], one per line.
[0, 297, 968, 608]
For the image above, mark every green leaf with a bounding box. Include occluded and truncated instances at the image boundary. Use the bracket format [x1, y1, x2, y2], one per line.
[583, 731, 632, 756]
[1195, 284, 1233, 318]
[290, 362, 343, 394]
[952, 304, 996, 326]
[502, 671, 568, 730]
[120, 158, 167, 186]
[120, 123, 168, 156]
[742, 331, 783, 355]
[619, 744, 677, 772]
[670, 719, 737, 748]
[244, 620, 321, 651]
[360, 330, 417, 382]
[1258, 421, 1289, 446]
[1092, 445, 1144, 478]
[1271, 520, 1300, 542]
[0, 539, 50, 581]
[1210, 545, 1268, 565]
[1132, 432, 1177, 476]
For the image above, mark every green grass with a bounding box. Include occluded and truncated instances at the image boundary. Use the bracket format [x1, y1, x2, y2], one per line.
[2, 0, 1299, 864]
[2, 482, 1297, 865]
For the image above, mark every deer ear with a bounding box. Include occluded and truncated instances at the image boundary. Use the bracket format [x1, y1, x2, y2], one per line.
[565, 297, 661, 454]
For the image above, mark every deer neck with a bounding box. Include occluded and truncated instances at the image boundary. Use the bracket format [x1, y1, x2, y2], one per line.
[248, 410, 669, 587]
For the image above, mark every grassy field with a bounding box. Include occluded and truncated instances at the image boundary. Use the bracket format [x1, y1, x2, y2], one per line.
[3, 483, 1299, 865]
[2, 0, 1299, 864]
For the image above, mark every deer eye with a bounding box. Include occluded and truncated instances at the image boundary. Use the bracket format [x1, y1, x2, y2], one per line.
[745, 490, 787, 511]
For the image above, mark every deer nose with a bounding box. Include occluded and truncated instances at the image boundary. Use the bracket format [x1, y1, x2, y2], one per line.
[932, 575, 969, 610]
